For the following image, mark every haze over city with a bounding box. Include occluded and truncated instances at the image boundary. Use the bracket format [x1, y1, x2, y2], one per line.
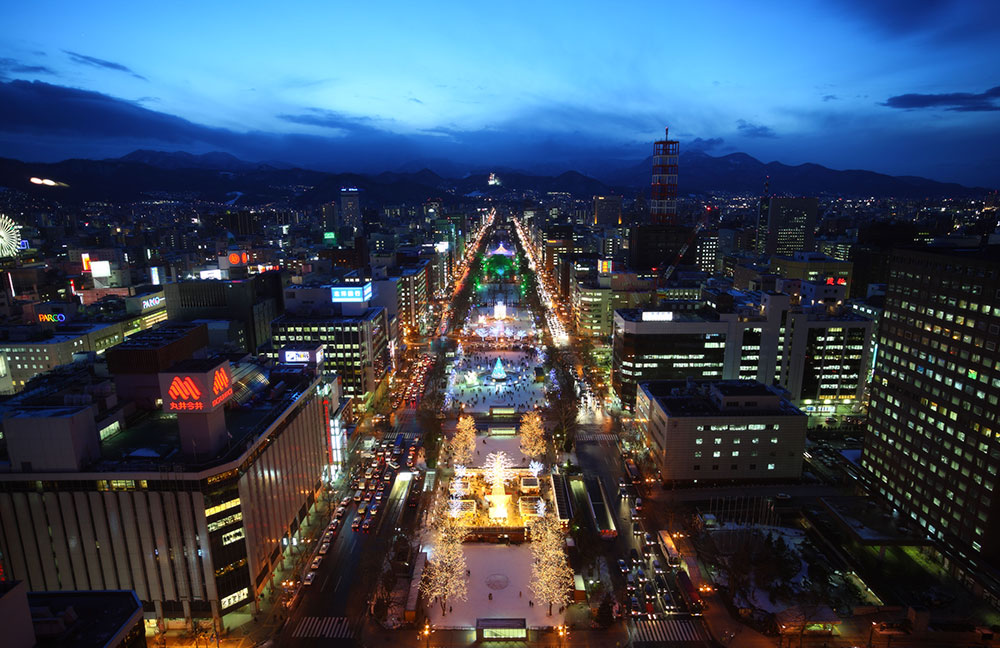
[2, 1, 999, 185]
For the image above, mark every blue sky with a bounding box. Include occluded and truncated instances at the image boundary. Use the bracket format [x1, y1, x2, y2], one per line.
[1, 0, 999, 186]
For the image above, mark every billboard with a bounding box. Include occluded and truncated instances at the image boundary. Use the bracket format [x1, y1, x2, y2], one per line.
[159, 362, 233, 413]
[641, 311, 674, 322]
[283, 350, 311, 363]
[90, 260, 112, 278]
[330, 282, 373, 303]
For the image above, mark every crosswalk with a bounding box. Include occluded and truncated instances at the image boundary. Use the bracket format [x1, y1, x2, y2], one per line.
[633, 619, 710, 644]
[577, 433, 619, 443]
[292, 615, 359, 639]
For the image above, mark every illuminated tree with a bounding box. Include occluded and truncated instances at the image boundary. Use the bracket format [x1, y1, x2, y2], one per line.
[421, 515, 469, 615]
[452, 415, 477, 466]
[519, 410, 547, 459]
[484, 451, 513, 495]
[529, 513, 573, 616]
[528, 460, 544, 479]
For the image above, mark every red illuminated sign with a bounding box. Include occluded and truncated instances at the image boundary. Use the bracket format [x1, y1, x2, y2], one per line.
[227, 252, 250, 265]
[81, 253, 92, 272]
[825, 277, 847, 286]
[168, 376, 202, 401]
[212, 367, 230, 395]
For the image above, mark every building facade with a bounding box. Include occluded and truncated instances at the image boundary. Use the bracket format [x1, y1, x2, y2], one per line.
[636, 380, 806, 483]
[860, 247, 1000, 602]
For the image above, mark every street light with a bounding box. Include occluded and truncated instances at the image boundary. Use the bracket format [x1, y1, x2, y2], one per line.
[422, 621, 433, 648]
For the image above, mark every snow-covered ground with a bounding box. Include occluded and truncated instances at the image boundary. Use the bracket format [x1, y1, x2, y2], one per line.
[467, 434, 532, 469]
[426, 544, 566, 629]
[448, 349, 547, 414]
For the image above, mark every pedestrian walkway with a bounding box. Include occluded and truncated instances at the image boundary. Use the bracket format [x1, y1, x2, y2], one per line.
[577, 433, 619, 443]
[632, 618, 711, 644]
[292, 615, 360, 639]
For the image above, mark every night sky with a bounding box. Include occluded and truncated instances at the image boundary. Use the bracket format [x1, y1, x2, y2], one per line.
[2, 1, 998, 186]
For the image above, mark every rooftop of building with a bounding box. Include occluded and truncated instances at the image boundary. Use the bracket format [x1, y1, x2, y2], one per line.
[0, 321, 120, 346]
[275, 306, 383, 323]
[616, 308, 720, 323]
[640, 379, 803, 418]
[102, 322, 204, 351]
[27, 589, 142, 648]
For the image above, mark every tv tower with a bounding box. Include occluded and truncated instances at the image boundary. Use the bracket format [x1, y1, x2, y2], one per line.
[650, 128, 679, 224]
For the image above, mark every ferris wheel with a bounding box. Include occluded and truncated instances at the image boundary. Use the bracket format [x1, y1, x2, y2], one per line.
[0, 214, 21, 258]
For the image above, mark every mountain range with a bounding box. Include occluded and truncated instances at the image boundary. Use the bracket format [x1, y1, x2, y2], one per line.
[0, 149, 990, 206]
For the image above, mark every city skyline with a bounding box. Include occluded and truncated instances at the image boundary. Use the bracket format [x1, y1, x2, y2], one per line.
[2, 2, 999, 186]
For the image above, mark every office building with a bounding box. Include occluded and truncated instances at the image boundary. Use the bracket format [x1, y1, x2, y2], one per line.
[771, 252, 852, 295]
[572, 271, 656, 339]
[860, 247, 1000, 601]
[340, 188, 361, 232]
[163, 271, 285, 353]
[0, 351, 344, 630]
[650, 128, 679, 225]
[636, 380, 806, 483]
[593, 195, 623, 226]
[756, 197, 818, 257]
[271, 300, 390, 411]
[612, 290, 874, 413]
[0, 322, 129, 393]
[695, 230, 720, 274]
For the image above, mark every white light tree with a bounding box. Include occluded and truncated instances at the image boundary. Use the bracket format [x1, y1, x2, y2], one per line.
[452, 415, 477, 466]
[483, 451, 513, 496]
[519, 410, 547, 460]
[529, 513, 574, 616]
[421, 514, 469, 616]
[528, 460, 544, 479]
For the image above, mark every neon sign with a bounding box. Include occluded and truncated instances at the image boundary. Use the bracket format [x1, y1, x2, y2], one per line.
[81, 253, 92, 272]
[825, 277, 847, 286]
[227, 252, 250, 265]
[38, 313, 66, 323]
[142, 296, 163, 309]
[330, 282, 373, 303]
[168, 376, 202, 401]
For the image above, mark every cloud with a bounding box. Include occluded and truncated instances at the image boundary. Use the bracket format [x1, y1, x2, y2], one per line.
[736, 119, 777, 138]
[277, 108, 381, 134]
[687, 137, 725, 151]
[63, 50, 147, 80]
[822, 94, 838, 102]
[0, 57, 56, 78]
[882, 86, 1000, 112]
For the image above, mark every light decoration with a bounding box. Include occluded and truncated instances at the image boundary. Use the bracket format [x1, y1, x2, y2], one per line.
[491, 358, 508, 382]
[0, 214, 22, 258]
[536, 499, 547, 517]
[484, 451, 513, 519]
[529, 460, 544, 479]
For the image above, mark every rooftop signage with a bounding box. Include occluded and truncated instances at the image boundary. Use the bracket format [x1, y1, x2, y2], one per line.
[642, 311, 674, 322]
[330, 282, 373, 303]
[159, 361, 233, 413]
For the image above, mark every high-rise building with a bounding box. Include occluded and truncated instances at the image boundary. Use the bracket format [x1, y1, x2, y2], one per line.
[593, 195, 623, 226]
[650, 128, 679, 225]
[861, 247, 1000, 587]
[756, 197, 818, 257]
[340, 188, 361, 232]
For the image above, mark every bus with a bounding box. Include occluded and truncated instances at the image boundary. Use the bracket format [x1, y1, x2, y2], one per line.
[676, 570, 703, 614]
[657, 530, 682, 567]
[624, 458, 641, 485]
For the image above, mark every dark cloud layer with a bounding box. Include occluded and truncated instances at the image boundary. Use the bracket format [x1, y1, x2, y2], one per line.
[687, 137, 725, 151]
[0, 58, 56, 78]
[883, 86, 1000, 112]
[63, 50, 147, 81]
[736, 119, 777, 138]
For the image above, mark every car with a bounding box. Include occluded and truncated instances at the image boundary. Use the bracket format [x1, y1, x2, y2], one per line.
[643, 532, 654, 546]
[352, 517, 362, 530]
[626, 573, 636, 591]
[630, 548, 640, 565]
[318, 542, 330, 555]
[375, 490, 384, 502]
[654, 575, 668, 592]
[304, 571, 316, 585]
[369, 504, 379, 517]
[618, 559, 629, 574]
[340, 497, 351, 508]
[361, 518, 372, 532]
[311, 556, 323, 569]
[635, 497, 643, 511]
[353, 490, 363, 502]
[323, 531, 334, 542]
[329, 519, 340, 533]
[630, 596, 641, 617]
[637, 567, 648, 582]
[651, 559, 664, 574]
[358, 503, 368, 515]
[776, 492, 792, 501]
[334, 506, 347, 519]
